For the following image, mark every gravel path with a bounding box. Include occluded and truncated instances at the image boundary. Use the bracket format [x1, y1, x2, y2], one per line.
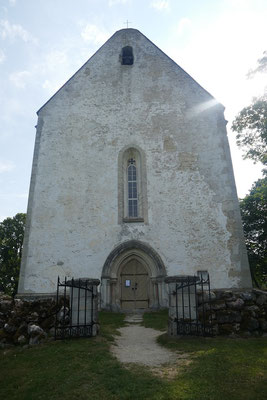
[111, 315, 177, 366]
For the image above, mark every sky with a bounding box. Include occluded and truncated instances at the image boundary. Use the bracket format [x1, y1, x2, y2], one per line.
[0, 0, 266, 221]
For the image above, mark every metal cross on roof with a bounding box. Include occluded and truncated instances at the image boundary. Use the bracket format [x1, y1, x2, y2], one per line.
[124, 20, 132, 28]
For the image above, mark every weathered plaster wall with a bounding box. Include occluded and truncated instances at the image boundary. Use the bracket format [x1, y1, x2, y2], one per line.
[18, 29, 251, 296]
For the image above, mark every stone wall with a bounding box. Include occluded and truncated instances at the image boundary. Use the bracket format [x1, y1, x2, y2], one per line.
[207, 289, 267, 336]
[0, 293, 59, 348]
[0, 292, 99, 348]
[167, 288, 267, 337]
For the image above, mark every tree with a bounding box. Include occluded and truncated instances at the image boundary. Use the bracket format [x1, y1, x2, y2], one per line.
[239, 178, 267, 288]
[0, 213, 26, 296]
[247, 51, 267, 78]
[231, 51, 267, 288]
[232, 96, 267, 167]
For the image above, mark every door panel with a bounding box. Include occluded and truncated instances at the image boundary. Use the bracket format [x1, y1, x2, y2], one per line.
[121, 259, 149, 310]
[135, 274, 148, 301]
[135, 300, 149, 308]
[122, 259, 136, 274]
[135, 262, 147, 274]
[121, 275, 135, 301]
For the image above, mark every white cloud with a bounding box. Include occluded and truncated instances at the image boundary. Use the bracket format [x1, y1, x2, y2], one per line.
[39, 49, 83, 94]
[0, 49, 6, 63]
[42, 79, 62, 95]
[9, 70, 31, 88]
[176, 18, 192, 35]
[0, 161, 15, 173]
[108, 0, 129, 6]
[81, 24, 109, 45]
[8, 0, 16, 5]
[44, 50, 68, 71]
[0, 19, 37, 43]
[150, 0, 170, 11]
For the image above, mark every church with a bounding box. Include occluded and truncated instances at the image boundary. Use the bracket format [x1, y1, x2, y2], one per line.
[18, 28, 252, 311]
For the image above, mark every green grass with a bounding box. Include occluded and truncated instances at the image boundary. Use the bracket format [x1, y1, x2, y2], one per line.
[158, 334, 267, 400]
[99, 310, 127, 340]
[0, 311, 267, 400]
[142, 309, 168, 331]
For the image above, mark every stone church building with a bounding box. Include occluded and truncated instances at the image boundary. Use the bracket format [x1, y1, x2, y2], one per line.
[18, 28, 252, 311]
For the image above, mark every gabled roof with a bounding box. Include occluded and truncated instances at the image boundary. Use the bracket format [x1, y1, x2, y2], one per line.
[37, 28, 223, 115]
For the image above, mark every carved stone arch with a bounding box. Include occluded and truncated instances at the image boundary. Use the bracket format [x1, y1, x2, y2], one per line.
[101, 240, 167, 311]
[102, 240, 166, 278]
[118, 145, 148, 224]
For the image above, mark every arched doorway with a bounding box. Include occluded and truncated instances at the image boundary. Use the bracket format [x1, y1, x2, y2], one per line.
[101, 240, 167, 311]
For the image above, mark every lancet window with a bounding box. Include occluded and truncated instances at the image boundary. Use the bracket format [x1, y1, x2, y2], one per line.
[127, 158, 138, 217]
[118, 146, 148, 223]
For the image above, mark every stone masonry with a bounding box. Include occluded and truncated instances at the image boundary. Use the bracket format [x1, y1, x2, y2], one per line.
[18, 29, 251, 308]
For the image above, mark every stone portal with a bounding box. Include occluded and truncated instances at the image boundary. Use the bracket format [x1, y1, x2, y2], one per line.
[101, 240, 167, 311]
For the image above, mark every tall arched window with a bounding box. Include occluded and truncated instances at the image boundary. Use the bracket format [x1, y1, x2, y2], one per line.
[127, 158, 138, 217]
[118, 146, 148, 224]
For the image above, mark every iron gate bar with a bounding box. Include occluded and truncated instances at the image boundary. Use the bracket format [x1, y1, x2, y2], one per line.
[175, 280, 178, 332]
[208, 275, 213, 334]
[55, 276, 59, 336]
[201, 276, 205, 334]
[70, 278, 74, 327]
[182, 283, 184, 321]
[84, 279, 87, 327]
[166, 274, 213, 337]
[194, 277, 199, 335]
[77, 278, 80, 327]
[63, 276, 67, 339]
[91, 281, 93, 326]
[188, 277, 191, 334]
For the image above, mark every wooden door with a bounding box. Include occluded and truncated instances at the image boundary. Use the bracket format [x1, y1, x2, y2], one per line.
[121, 259, 149, 310]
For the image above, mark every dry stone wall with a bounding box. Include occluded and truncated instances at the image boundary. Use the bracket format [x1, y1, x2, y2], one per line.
[0, 293, 64, 348]
[167, 288, 267, 337]
[208, 289, 267, 336]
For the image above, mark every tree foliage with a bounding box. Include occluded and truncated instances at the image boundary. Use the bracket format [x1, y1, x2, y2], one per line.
[232, 96, 267, 167]
[240, 178, 267, 288]
[0, 213, 26, 296]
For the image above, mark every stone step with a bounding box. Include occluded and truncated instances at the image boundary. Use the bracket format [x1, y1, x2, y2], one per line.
[124, 314, 143, 324]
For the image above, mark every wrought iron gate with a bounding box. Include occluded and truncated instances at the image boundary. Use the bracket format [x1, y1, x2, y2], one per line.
[167, 274, 213, 336]
[55, 277, 99, 340]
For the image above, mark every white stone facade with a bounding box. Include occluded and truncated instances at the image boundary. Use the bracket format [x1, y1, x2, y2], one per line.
[18, 29, 252, 310]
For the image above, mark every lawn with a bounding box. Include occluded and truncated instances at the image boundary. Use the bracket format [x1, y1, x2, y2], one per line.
[0, 310, 266, 400]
